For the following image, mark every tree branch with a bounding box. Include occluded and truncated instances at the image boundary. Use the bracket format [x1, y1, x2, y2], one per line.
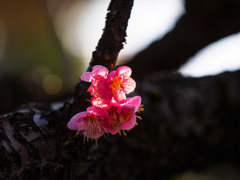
[126, 0, 240, 79]
[2, 69, 240, 179]
[67, 0, 134, 118]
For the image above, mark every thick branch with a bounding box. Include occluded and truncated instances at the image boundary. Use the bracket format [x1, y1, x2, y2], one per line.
[126, 0, 240, 79]
[1, 70, 240, 179]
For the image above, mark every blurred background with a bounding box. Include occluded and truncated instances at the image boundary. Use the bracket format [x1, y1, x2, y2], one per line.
[1, 0, 240, 179]
[0, 0, 186, 115]
[1, 0, 240, 114]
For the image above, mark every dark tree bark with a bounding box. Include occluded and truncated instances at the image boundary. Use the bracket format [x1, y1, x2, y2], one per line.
[2, 69, 240, 179]
[126, 0, 240, 79]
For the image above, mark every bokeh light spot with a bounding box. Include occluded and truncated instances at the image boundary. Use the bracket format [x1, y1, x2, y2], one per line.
[43, 75, 62, 95]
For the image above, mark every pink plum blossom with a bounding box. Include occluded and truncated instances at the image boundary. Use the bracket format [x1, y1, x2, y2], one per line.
[88, 79, 112, 110]
[81, 65, 108, 83]
[107, 96, 142, 135]
[90, 95, 112, 110]
[68, 65, 143, 143]
[98, 66, 136, 102]
[67, 106, 110, 143]
[81, 65, 112, 103]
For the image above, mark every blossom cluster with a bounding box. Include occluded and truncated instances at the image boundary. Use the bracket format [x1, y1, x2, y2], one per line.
[67, 65, 143, 144]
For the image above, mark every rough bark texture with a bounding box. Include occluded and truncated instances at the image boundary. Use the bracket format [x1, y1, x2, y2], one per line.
[126, 0, 240, 79]
[1, 70, 240, 179]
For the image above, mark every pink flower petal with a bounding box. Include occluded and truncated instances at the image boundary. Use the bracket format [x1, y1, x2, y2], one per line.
[113, 89, 126, 102]
[97, 78, 112, 101]
[107, 104, 136, 134]
[99, 119, 114, 135]
[91, 96, 112, 110]
[118, 104, 136, 130]
[109, 98, 120, 107]
[117, 104, 135, 123]
[120, 114, 136, 130]
[125, 96, 142, 113]
[67, 111, 88, 130]
[92, 65, 109, 78]
[106, 70, 117, 85]
[81, 72, 92, 82]
[116, 66, 132, 77]
[122, 78, 136, 94]
[100, 102, 112, 110]
[107, 126, 119, 135]
[87, 106, 109, 119]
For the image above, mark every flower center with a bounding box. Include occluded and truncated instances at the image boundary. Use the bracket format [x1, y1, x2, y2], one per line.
[110, 76, 122, 91]
[110, 112, 120, 127]
[84, 115, 101, 135]
[108, 107, 123, 131]
[77, 114, 108, 145]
